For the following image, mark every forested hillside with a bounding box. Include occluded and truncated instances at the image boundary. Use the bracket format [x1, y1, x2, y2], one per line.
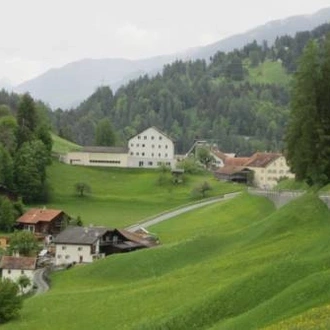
[51, 23, 330, 155]
[0, 90, 53, 232]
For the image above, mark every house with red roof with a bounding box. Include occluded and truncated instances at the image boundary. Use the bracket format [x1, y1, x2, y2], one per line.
[16, 208, 69, 235]
[215, 152, 295, 188]
[245, 153, 294, 188]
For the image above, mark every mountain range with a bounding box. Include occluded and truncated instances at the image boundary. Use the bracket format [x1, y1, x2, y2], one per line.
[14, 7, 330, 109]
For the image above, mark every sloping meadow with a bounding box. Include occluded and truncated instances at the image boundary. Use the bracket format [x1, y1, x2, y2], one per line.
[4, 193, 330, 329]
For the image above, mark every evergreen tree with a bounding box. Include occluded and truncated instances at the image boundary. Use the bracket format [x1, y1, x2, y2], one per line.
[95, 118, 116, 146]
[14, 140, 50, 203]
[285, 40, 320, 184]
[16, 93, 37, 147]
[316, 35, 330, 183]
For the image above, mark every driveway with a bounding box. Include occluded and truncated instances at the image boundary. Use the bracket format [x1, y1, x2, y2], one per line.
[33, 268, 49, 295]
[126, 192, 241, 232]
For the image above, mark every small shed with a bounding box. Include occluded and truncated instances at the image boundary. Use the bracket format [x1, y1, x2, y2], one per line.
[215, 166, 252, 184]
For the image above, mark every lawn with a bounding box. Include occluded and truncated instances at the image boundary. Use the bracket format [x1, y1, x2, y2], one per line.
[4, 192, 330, 329]
[248, 60, 291, 86]
[51, 133, 82, 154]
[37, 161, 243, 228]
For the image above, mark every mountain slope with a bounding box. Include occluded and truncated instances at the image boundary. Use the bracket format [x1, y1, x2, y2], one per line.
[3, 193, 330, 329]
[15, 7, 330, 109]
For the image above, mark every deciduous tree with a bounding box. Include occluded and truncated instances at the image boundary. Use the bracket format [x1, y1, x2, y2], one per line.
[0, 279, 22, 323]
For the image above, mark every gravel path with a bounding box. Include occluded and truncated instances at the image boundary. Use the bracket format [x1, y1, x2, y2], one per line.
[126, 192, 241, 232]
[33, 268, 49, 295]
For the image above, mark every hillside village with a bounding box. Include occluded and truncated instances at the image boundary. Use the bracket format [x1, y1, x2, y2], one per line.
[2, 5, 330, 329]
[62, 126, 295, 189]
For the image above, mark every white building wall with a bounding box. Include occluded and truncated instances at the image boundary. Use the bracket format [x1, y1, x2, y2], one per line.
[250, 156, 295, 189]
[55, 242, 102, 265]
[2, 269, 34, 293]
[62, 152, 128, 168]
[127, 127, 176, 168]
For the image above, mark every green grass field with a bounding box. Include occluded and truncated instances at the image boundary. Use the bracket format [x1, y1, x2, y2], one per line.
[4, 192, 330, 329]
[38, 161, 243, 228]
[51, 133, 82, 154]
[248, 60, 291, 86]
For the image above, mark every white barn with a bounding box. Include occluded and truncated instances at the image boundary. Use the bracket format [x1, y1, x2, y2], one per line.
[62, 127, 176, 169]
[62, 146, 128, 167]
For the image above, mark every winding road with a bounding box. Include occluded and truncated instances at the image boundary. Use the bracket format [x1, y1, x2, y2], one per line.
[32, 191, 241, 294]
[126, 191, 241, 232]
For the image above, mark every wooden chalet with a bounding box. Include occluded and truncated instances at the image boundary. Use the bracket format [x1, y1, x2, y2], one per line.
[16, 208, 69, 235]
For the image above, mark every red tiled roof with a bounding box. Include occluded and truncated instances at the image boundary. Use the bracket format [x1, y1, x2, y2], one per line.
[0, 256, 37, 270]
[225, 157, 250, 166]
[17, 208, 63, 224]
[245, 152, 282, 168]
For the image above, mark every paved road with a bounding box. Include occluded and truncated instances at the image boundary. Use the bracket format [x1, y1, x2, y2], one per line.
[126, 192, 241, 232]
[33, 268, 49, 295]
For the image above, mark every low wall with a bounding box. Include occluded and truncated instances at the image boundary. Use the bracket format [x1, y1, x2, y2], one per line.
[319, 195, 330, 209]
[248, 188, 305, 209]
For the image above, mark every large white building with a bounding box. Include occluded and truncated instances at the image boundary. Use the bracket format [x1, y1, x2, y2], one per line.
[62, 127, 176, 169]
[127, 127, 175, 168]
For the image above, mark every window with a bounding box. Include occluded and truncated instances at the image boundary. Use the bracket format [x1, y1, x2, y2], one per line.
[65, 255, 70, 259]
[158, 153, 161, 157]
[144, 136, 147, 140]
[21, 270, 25, 275]
[62, 246, 66, 250]
[89, 160, 121, 164]
[165, 153, 168, 157]
[151, 153, 154, 157]
[148, 161, 153, 166]
[136, 152, 139, 156]
[130, 152, 133, 156]
[158, 145, 161, 149]
[136, 143, 139, 147]
[142, 144, 145, 147]
[152, 144, 155, 148]
[165, 145, 168, 149]
[159, 136, 162, 140]
[142, 152, 145, 156]
[57, 255, 62, 259]
[78, 247, 83, 251]
[138, 136, 141, 139]
[8, 269, 11, 274]
[131, 143, 134, 147]
[151, 136, 154, 140]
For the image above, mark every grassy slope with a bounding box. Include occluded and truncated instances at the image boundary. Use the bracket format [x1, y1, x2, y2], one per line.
[248, 60, 291, 86]
[41, 161, 243, 228]
[5, 192, 330, 329]
[51, 133, 82, 154]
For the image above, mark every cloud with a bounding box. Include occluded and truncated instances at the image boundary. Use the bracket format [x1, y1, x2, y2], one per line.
[116, 22, 159, 46]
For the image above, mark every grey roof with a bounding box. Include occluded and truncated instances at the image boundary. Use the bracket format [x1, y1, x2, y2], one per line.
[54, 226, 111, 245]
[81, 146, 128, 154]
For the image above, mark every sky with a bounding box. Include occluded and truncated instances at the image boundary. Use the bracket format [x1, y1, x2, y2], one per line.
[1, 0, 330, 85]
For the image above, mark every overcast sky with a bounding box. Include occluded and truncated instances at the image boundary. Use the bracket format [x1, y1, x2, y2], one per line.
[1, 0, 329, 84]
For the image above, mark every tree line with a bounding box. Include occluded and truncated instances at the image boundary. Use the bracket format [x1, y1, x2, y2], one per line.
[0, 92, 52, 232]
[50, 23, 330, 156]
[286, 33, 330, 186]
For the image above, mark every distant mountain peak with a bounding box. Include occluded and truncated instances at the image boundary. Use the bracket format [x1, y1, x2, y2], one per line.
[15, 7, 330, 109]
